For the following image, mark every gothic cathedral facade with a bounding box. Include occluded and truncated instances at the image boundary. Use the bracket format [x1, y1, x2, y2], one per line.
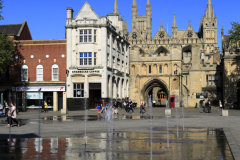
[128, 0, 221, 107]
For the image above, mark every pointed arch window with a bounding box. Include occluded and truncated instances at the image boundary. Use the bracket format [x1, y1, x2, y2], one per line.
[21, 65, 28, 81]
[52, 64, 59, 81]
[36, 65, 43, 81]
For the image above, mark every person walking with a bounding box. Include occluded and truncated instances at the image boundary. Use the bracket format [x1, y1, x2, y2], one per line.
[128, 99, 134, 113]
[100, 99, 106, 113]
[140, 101, 146, 114]
[7, 103, 20, 127]
[218, 100, 222, 111]
[3, 100, 9, 117]
[206, 100, 211, 113]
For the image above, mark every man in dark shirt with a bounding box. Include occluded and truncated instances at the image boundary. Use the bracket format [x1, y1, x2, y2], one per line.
[128, 99, 134, 113]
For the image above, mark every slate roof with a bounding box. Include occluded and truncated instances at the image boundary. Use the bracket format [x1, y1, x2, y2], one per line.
[0, 23, 22, 36]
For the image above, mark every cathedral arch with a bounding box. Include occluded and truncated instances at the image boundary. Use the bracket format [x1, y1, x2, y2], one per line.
[182, 45, 192, 64]
[154, 46, 169, 55]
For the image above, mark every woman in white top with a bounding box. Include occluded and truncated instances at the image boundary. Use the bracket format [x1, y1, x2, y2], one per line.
[7, 103, 20, 127]
[218, 100, 222, 111]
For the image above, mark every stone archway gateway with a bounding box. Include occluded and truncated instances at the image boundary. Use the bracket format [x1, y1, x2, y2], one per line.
[141, 79, 169, 106]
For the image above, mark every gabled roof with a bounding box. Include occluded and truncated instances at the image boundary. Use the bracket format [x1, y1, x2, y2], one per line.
[0, 23, 22, 36]
[153, 24, 170, 40]
[74, 1, 99, 20]
[0, 20, 32, 39]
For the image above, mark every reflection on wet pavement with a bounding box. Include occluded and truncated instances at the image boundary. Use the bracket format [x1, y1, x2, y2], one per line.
[0, 128, 233, 160]
[0, 115, 191, 125]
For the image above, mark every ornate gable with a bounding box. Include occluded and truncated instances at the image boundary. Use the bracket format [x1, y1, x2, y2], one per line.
[129, 27, 144, 41]
[74, 2, 99, 20]
[153, 23, 170, 40]
[181, 21, 199, 39]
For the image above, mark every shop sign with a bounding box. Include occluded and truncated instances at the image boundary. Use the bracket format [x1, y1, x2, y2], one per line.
[15, 86, 65, 92]
[196, 93, 208, 99]
[26, 92, 43, 99]
[72, 70, 101, 74]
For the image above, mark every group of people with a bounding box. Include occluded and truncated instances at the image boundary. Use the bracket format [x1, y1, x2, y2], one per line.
[202, 99, 223, 113]
[99, 99, 148, 115]
[0, 100, 20, 127]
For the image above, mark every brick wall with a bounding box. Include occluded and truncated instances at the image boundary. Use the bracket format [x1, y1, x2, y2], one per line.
[0, 39, 66, 84]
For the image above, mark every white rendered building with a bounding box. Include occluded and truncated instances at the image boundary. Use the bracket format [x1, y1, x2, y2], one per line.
[66, 1, 129, 110]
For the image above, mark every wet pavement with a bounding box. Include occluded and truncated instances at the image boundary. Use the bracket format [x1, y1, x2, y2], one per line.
[0, 107, 240, 159]
[0, 128, 233, 160]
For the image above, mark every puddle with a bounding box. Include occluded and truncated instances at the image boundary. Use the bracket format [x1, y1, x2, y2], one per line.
[0, 128, 234, 160]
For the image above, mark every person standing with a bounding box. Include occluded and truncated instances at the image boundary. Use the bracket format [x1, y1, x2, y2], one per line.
[100, 99, 106, 113]
[123, 101, 126, 112]
[206, 100, 211, 113]
[218, 100, 222, 111]
[44, 101, 48, 112]
[3, 100, 9, 117]
[7, 103, 20, 127]
[125, 99, 129, 113]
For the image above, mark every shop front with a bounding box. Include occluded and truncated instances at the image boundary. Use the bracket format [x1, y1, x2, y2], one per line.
[13, 86, 66, 111]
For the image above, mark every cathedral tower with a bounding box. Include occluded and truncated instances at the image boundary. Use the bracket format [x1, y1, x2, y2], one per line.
[199, 0, 217, 53]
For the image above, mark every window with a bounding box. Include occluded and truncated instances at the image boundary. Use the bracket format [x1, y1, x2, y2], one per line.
[149, 65, 151, 74]
[94, 52, 97, 65]
[159, 65, 162, 74]
[117, 41, 120, 52]
[21, 65, 28, 81]
[117, 59, 120, 70]
[37, 65, 43, 81]
[79, 29, 93, 43]
[94, 30, 97, 42]
[79, 52, 94, 66]
[73, 84, 84, 97]
[52, 64, 59, 81]
[113, 56, 115, 68]
[206, 75, 218, 86]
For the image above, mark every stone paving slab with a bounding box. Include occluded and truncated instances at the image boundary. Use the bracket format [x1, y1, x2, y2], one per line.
[0, 107, 240, 159]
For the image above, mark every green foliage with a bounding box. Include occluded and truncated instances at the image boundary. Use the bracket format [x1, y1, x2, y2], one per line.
[0, 30, 15, 73]
[228, 22, 240, 48]
[0, 0, 3, 20]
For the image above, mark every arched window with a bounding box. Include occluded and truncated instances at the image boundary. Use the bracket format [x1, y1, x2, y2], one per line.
[36, 65, 43, 81]
[149, 65, 151, 74]
[52, 64, 59, 81]
[159, 65, 162, 74]
[21, 65, 28, 81]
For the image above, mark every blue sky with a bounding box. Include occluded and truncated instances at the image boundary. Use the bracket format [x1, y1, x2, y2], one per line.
[1, 0, 239, 52]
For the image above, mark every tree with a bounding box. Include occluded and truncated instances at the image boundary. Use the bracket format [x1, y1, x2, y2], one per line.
[228, 22, 240, 49]
[0, 0, 3, 20]
[0, 30, 15, 73]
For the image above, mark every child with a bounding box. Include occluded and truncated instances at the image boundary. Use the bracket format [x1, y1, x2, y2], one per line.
[97, 104, 101, 114]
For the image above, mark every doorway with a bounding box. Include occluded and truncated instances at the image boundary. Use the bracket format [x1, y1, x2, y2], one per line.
[89, 83, 101, 108]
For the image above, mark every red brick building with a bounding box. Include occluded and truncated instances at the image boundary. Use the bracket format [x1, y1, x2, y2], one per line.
[0, 21, 66, 111]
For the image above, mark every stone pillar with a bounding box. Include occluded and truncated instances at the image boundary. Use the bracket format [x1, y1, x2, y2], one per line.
[61, 92, 68, 114]
[53, 92, 58, 112]
[109, 76, 113, 98]
[22, 92, 26, 112]
[119, 78, 122, 99]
